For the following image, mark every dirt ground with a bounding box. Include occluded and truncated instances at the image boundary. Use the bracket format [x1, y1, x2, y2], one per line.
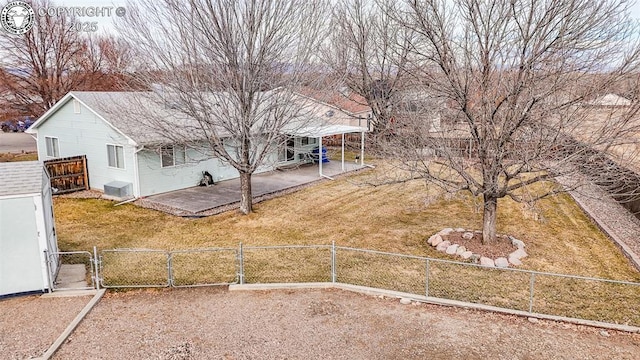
[0, 294, 92, 359]
[47, 288, 640, 360]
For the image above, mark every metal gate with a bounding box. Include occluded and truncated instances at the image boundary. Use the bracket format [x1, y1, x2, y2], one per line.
[45, 250, 98, 291]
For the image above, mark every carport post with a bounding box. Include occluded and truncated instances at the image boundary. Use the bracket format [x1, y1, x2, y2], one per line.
[360, 132, 365, 166]
[341, 133, 345, 171]
[318, 136, 323, 177]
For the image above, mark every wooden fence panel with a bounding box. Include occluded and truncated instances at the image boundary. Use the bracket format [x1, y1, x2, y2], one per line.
[44, 155, 89, 194]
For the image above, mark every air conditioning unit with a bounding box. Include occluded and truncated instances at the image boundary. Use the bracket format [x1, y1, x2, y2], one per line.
[104, 181, 132, 198]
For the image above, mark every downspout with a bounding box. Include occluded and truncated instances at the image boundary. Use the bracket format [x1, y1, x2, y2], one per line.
[132, 145, 145, 199]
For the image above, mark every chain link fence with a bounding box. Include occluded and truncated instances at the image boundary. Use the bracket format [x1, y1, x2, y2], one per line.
[241, 245, 332, 284]
[93, 244, 640, 327]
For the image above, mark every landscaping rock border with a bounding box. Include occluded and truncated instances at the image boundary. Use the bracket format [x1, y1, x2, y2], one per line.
[427, 228, 527, 268]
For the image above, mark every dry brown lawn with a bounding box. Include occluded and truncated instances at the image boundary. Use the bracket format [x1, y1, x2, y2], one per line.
[55, 163, 638, 280]
[53, 162, 640, 325]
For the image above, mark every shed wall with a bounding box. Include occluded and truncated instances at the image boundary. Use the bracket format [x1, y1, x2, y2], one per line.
[0, 197, 45, 296]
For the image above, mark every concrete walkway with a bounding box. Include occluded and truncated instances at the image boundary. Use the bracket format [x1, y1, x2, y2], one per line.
[140, 161, 367, 214]
[54, 264, 90, 290]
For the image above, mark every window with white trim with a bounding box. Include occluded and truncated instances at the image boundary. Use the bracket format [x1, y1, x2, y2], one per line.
[73, 99, 81, 114]
[301, 137, 317, 146]
[107, 144, 125, 169]
[161, 145, 186, 167]
[45, 137, 59, 157]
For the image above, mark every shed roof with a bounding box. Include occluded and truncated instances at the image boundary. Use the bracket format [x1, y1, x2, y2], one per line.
[0, 161, 44, 197]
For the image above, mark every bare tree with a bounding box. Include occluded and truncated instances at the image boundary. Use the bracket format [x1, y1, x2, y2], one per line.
[324, 0, 413, 135]
[384, 0, 640, 244]
[118, 0, 327, 214]
[0, 0, 105, 117]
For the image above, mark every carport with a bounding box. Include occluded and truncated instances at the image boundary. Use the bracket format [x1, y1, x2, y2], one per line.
[283, 124, 367, 179]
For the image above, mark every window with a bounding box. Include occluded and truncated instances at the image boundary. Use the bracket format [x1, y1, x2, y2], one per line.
[73, 99, 81, 114]
[45, 137, 59, 157]
[279, 138, 295, 162]
[301, 137, 317, 146]
[107, 144, 125, 169]
[161, 145, 186, 167]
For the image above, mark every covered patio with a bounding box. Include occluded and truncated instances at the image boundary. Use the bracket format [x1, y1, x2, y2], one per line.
[284, 124, 368, 180]
[139, 160, 367, 215]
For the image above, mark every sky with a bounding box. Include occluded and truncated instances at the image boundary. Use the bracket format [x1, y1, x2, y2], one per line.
[5, 0, 640, 36]
[49, 0, 640, 35]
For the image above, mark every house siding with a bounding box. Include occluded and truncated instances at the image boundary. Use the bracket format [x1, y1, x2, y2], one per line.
[137, 141, 280, 197]
[34, 98, 136, 194]
[0, 196, 44, 296]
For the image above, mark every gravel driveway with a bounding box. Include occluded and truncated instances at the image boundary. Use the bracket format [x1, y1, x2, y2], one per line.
[0, 294, 92, 359]
[51, 288, 640, 359]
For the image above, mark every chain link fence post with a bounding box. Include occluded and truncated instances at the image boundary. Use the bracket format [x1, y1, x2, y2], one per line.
[529, 272, 536, 313]
[167, 252, 174, 287]
[331, 241, 336, 283]
[44, 250, 53, 293]
[425, 259, 430, 297]
[93, 246, 100, 290]
[239, 243, 245, 285]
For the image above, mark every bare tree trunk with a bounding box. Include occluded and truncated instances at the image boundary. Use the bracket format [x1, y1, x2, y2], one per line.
[482, 195, 497, 245]
[239, 171, 253, 215]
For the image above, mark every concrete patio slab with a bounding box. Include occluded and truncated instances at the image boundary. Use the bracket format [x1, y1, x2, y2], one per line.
[141, 161, 367, 214]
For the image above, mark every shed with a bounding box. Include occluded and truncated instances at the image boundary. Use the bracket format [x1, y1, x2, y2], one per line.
[0, 161, 59, 296]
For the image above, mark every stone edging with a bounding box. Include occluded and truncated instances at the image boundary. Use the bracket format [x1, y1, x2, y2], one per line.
[427, 228, 528, 268]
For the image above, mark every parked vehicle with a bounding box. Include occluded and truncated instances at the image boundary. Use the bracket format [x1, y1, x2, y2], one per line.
[1, 117, 34, 132]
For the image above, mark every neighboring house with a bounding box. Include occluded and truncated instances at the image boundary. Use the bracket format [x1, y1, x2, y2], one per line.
[0, 161, 59, 297]
[27, 91, 368, 199]
[298, 88, 373, 130]
[584, 93, 632, 107]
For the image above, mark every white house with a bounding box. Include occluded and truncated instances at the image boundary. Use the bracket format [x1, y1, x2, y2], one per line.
[0, 161, 59, 297]
[585, 93, 632, 107]
[26, 91, 368, 199]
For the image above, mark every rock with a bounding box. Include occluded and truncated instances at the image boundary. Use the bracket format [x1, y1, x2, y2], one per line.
[510, 248, 528, 260]
[436, 241, 451, 252]
[599, 330, 610, 337]
[455, 228, 465, 232]
[495, 257, 509, 268]
[400, 298, 412, 305]
[430, 235, 443, 247]
[509, 235, 526, 249]
[460, 251, 473, 259]
[445, 244, 459, 255]
[479, 257, 495, 267]
[427, 234, 439, 245]
[470, 254, 481, 263]
[528, 317, 539, 324]
[462, 232, 474, 240]
[508, 256, 523, 266]
[438, 228, 454, 236]
[455, 246, 466, 255]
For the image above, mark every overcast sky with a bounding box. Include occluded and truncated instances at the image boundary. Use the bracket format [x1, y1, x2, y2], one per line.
[15, 0, 640, 36]
[0, 0, 640, 38]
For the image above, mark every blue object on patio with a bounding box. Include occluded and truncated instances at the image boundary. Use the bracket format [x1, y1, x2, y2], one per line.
[312, 146, 329, 163]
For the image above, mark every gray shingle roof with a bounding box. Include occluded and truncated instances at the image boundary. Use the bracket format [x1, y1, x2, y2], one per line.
[0, 161, 44, 197]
